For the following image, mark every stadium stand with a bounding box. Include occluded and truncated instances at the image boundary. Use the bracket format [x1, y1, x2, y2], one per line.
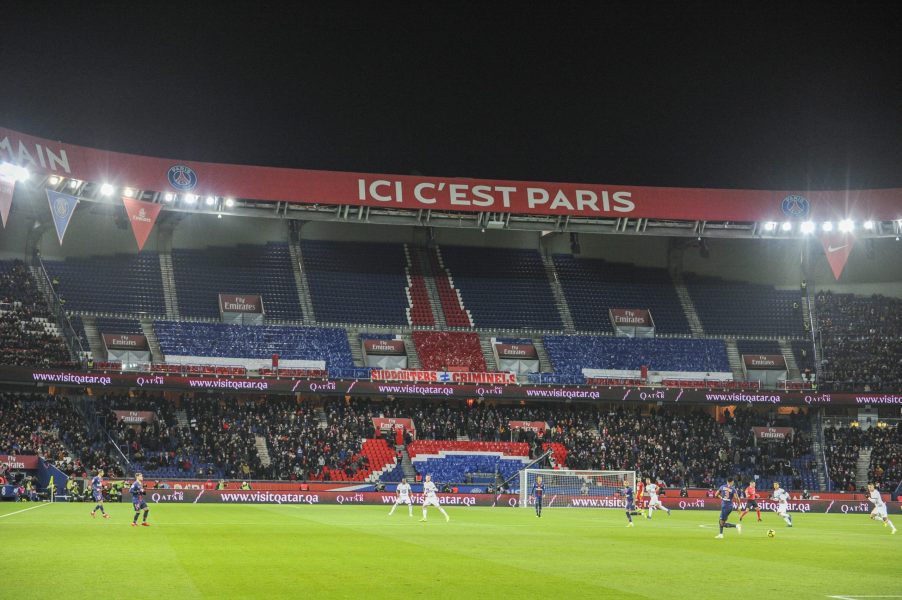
[436, 246, 562, 330]
[428, 250, 473, 328]
[43, 253, 166, 316]
[93, 317, 143, 334]
[543, 335, 730, 383]
[153, 322, 354, 370]
[823, 423, 863, 491]
[407, 440, 530, 483]
[790, 340, 816, 372]
[302, 240, 408, 325]
[868, 424, 901, 492]
[172, 243, 302, 321]
[816, 291, 902, 392]
[0, 260, 72, 367]
[553, 255, 691, 334]
[683, 273, 806, 337]
[412, 331, 486, 372]
[735, 339, 783, 356]
[1, 392, 119, 479]
[405, 246, 435, 327]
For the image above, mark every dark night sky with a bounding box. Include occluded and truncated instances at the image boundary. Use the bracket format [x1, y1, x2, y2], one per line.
[1, 2, 901, 190]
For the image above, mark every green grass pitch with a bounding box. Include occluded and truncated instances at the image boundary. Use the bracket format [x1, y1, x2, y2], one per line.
[1, 502, 899, 599]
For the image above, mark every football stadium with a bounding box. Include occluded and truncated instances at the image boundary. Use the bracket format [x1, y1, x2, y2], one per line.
[2, 5, 902, 600]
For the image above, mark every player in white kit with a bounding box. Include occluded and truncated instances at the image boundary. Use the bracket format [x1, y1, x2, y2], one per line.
[420, 475, 450, 522]
[389, 478, 413, 517]
[644, 478, 671, 519]
[867, 483, 897, 534]
[771, 482, 793, 527]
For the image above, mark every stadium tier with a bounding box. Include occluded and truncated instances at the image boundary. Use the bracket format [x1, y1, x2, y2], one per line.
[43, 253, 166, 316]
[436, 246, 562, 330]
[553, 254, 691, 334]
[683, 273, 806, 337]
[543, 335, 730, 383]
[172, 243, 302, 320]
[412, 331, 486, 372]
[154, 321, 353, 369]
[302, 240, 409, 325]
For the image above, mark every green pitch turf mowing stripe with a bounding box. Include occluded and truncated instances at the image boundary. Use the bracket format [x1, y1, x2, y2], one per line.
[0, 503, 898, 599]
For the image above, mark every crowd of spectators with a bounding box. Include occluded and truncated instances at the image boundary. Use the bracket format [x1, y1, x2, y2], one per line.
[0, 260, 72, 367]
[824, 421, 902, 492]
[0, 392, 119, 480]
[817, 291, 902, 392]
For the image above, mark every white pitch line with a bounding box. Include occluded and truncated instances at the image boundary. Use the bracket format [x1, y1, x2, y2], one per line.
[827, 595, 902, 600]
[0, 502, 52, 519]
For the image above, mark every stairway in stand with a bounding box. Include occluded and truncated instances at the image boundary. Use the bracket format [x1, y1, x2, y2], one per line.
[255, 435, 272, 468]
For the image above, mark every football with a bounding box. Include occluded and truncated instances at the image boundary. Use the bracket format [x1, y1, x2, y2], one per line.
[767, 529, 776, 538]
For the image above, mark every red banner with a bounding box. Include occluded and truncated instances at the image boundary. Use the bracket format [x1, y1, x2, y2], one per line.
[363, 339, 406, 356]
[752, 426, 794, 441]
[0, 454, 40, 469]
[113, 410, 156, 424]
[820, 232, 855, 280]
[372, 417, 415, 434]
[508, 420, 547, 433]
[742, 354, 787, 370]
[103, 334, 149, 351]
[495, 343, 538, 359]
[218, 294, 264, 314]
[609, 308, 653, 327]
[2, 126, 902, 221]
[0, 174, 13, 228]
[122, 197, 162, 251]
[370, 369, 517, 384]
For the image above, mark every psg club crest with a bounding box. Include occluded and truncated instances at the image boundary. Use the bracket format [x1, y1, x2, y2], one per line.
[781, 194, 810, 218]
[167, 165, 198, 191]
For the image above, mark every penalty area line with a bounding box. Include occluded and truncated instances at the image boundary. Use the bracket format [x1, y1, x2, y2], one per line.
[826, 594, 902, 600]
[0, 502, 52, 520]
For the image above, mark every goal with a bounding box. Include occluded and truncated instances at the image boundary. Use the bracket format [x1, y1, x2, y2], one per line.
[519, 469, 636, 509]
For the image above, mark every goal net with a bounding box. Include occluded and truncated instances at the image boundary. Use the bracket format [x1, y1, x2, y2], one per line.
[519, 469, 636, 509]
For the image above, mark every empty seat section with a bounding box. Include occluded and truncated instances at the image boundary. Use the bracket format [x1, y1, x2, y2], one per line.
[412, 331, 486, 372]
[683, 273, 805, 337]
[94, 317, 144, 335]
[302, 240, 408, 325]
[438, 246, 562, 330]
[553, 255, 690, 334]
[43, 253, 166, 315]
[735, 339, 782, 356]
[172, 243, 302, 320]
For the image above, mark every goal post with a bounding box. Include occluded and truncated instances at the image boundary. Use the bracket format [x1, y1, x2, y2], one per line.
[519, 469, 636, 509]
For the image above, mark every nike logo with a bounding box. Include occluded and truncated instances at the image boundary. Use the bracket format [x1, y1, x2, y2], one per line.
[827, 245, 848, 253]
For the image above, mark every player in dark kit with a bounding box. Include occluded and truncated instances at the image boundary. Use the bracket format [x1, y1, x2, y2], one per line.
[715, 476, 742, 539]
[90, 470, 110, 519]
[532, 476, 544, 517]
[739, 481, 762, 522]
[622, 479, 636, 527]
[129, 473, 150, 527]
